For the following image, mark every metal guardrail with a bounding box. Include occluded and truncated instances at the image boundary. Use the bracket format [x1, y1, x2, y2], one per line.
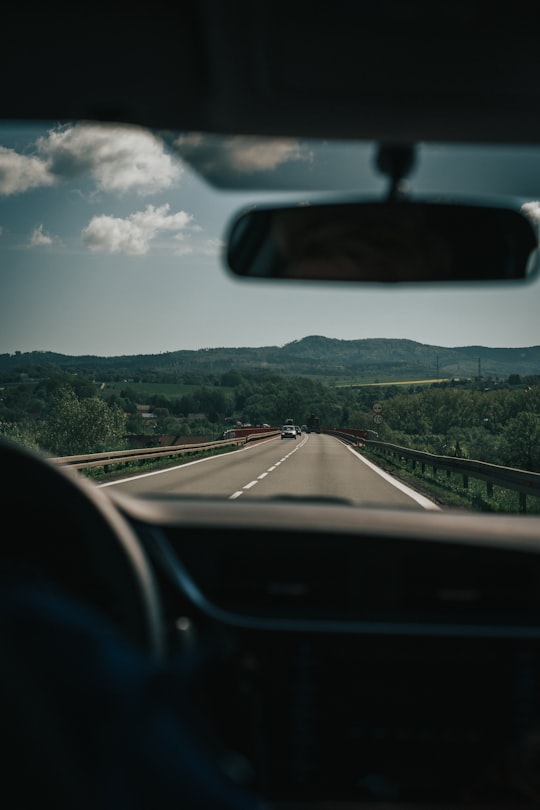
[327, 429, 540, 512]
[51, 431, 280, 471]
[51, 427, 540, 512]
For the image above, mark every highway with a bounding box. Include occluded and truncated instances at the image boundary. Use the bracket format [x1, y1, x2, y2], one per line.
[102, 433, 439, 510]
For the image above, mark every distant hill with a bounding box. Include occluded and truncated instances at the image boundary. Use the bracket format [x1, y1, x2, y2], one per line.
[2, 336, 540, 381]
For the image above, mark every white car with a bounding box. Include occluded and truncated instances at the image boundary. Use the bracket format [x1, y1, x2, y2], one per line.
[281, 425, 297, 439]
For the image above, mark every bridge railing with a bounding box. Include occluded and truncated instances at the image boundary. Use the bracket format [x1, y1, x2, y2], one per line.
[51, 430, 280, 472]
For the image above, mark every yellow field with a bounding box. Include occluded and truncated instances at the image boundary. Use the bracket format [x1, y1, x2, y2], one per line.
[336, 378, 455, 388]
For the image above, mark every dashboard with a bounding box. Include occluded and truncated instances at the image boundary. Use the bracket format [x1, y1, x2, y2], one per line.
[111, 492, 540, 806]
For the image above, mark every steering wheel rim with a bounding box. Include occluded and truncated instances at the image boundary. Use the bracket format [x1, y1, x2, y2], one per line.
[0, 437, 165, 658]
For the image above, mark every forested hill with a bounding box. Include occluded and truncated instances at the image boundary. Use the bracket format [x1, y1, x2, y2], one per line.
[2, 336, 540, 381]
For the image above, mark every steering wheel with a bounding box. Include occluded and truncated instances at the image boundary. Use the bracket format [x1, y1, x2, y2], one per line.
[0, 437, 165, 658]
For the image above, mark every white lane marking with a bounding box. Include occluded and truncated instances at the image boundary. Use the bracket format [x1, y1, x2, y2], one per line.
[229, 434, 308, 497]
[230, 491, 244, 499]
[345, 444, 441, 510]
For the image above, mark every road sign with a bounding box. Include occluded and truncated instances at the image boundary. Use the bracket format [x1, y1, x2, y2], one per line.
[372, 401, 383, 414]
[373, 413, 384, 424]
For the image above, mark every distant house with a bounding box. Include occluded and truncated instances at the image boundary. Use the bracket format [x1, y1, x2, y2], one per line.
[135, 404, 155, 419]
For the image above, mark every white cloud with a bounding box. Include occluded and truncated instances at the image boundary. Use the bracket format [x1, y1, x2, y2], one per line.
[29, 224, 54, 247]
[0, 146, 55, 196]
[200, 238, 224, 255]
[37, 123, 182, 195]
[81, 203, 194, 255]
[226, 137, 311, 172]
[0, 123, 182, 197]
[174, 133, 313, 176]
[522, 201, 540, 225]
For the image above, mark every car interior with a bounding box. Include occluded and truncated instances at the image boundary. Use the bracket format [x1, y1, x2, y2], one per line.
[3, 1, 540, 807]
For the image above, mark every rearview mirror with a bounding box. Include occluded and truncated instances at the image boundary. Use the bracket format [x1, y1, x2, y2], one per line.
[226, 201, 538, 283]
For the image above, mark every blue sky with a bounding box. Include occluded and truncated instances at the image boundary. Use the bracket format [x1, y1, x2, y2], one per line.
[1, 122, 540, 357]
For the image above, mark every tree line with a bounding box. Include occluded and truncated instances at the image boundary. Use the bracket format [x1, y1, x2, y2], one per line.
[1, 365, 539, 472]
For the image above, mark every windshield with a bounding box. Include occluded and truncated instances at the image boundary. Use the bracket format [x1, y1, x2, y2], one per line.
[2, 123, 540, 513]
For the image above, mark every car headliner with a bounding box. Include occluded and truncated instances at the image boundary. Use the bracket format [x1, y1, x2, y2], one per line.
[3, 2, 540, 145]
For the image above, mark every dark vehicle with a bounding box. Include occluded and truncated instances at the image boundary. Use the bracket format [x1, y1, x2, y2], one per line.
[4, 3, 540, 809]
[307, 415, 321, 434]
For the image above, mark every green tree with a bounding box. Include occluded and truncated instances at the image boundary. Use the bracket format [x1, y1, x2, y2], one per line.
[0, 421, 41, 452]
[221, 369, 243, 387]
[38, 387, 126, 456]
[499, 412, 540, 471]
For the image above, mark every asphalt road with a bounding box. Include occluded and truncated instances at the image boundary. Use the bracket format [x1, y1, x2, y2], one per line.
[104, 433, 439, 510]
